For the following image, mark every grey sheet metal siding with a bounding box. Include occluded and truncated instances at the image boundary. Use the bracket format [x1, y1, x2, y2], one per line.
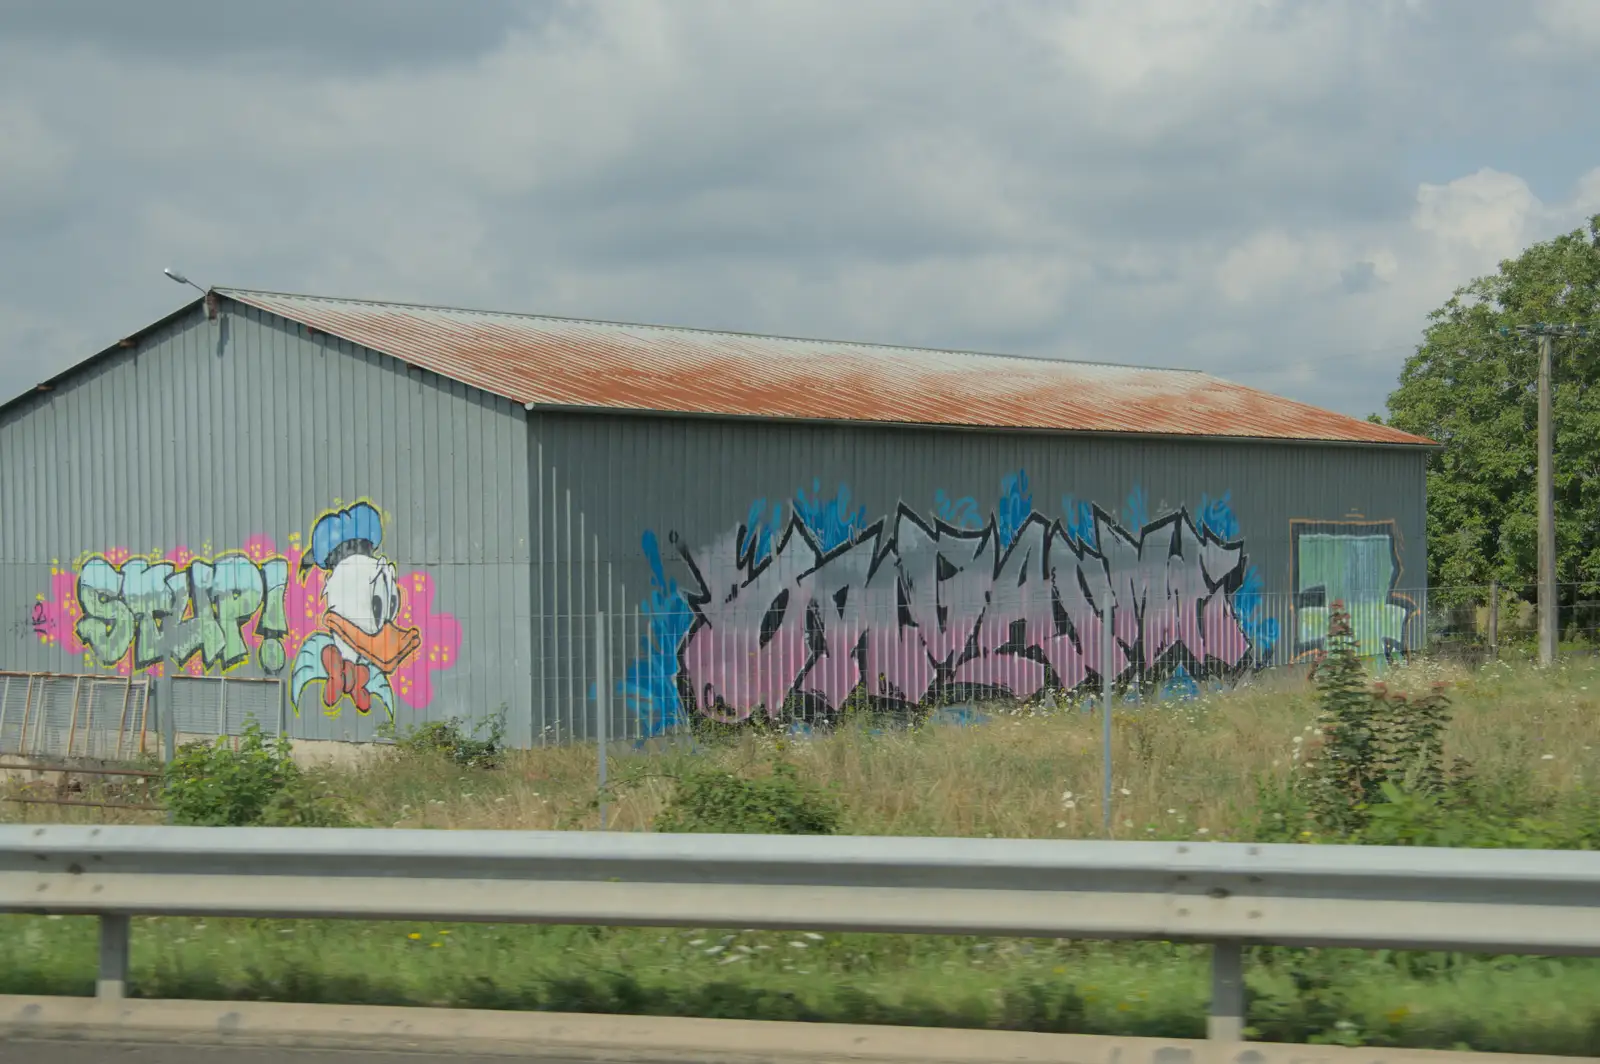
[530, 410, 1427, 740]
[0, 303, 533, 746]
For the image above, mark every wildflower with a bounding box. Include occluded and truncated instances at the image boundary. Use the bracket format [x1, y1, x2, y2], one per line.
[1197, 827, 1209, 835]
[789, 942, 808, 949]
[1056, 820, 1067, 828]
[1060, 790, 1074, 802]
[407, 932, 422, 941]
[1119, 788, 1131, 796]
[1292, 736, 1303, 745]
[1541, 754, 1555, 760]
[1062, 800, 1076, 810]
[1166, 808, 1176, 815]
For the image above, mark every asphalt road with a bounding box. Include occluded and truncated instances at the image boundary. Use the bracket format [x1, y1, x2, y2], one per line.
[0, 1043, 612, 1064]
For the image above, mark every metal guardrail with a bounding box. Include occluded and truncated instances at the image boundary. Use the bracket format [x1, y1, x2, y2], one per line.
[3, 826, 1599, 1043]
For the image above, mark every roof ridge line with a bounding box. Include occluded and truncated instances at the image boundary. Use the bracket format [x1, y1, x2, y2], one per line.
[215, 287, 1203, 375]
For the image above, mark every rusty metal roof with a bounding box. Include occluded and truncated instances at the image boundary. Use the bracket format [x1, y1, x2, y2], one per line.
[218, 289, 1431, 446]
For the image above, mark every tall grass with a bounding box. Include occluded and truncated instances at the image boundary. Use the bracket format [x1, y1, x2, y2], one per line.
[4, 656, 1597, 838]
[4, 655, 1599, 1051]
[274, 656, 1599, 837]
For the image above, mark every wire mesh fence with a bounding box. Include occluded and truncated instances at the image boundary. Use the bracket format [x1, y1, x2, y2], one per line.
[4, 583, 1593, 756]
[574, 582, 1600, 745]
[553, 585, 1439, 747]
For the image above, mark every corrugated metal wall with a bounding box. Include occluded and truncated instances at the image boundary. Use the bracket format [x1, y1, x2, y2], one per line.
[0, 303, 533, 746]
[0, 297, 1427, 752]
[532, 410, 1428, 741]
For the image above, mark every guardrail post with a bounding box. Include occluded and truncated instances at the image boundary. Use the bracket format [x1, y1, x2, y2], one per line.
[1207, 939, 1244, 1041]
[97, 913, 131, 1001]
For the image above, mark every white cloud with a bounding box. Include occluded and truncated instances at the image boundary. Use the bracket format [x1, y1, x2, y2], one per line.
[0, 0, 1597, 422]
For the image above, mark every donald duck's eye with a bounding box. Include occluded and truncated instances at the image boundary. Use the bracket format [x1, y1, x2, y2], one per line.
[371, 594, 385, 627]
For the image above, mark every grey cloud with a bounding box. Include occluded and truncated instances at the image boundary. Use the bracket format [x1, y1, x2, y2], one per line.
[1, 0, 1598, 420]
[0, 0, 548, 68]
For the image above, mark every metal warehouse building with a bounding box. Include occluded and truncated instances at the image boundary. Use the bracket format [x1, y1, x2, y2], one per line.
[0, 289, 1432, 755]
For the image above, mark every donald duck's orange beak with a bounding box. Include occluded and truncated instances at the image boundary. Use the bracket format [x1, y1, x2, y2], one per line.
[325, 611, 422, 673]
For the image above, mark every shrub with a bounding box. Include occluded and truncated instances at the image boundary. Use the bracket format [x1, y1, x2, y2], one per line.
[1304, 601, 1380, 831]
[1299, 601, 1453, 835]
[162, 720, 351, 827]
[163, 721, 297, 826]
[653, 755, 841, 835]
[258, 770, 355, 828]
[389, 710, 506, 770]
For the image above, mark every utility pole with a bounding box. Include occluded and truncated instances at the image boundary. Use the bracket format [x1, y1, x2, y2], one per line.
[1537, 331, 1556, 667]
[1512, 323, 1591, 667]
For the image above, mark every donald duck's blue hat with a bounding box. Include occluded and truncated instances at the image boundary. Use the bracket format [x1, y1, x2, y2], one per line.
[302, 502, 384, 575]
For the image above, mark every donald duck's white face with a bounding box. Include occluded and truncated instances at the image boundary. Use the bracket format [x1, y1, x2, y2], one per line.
[321, 551, 419, 672]
[325, 553, 401, 638]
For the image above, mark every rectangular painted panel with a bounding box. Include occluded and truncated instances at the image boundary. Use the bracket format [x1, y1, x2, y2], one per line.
[529, 410, 1428, 743]
[0, 304, 534, 747]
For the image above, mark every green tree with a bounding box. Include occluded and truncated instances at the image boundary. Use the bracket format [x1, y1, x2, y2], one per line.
[1385, 215, 1600, 603]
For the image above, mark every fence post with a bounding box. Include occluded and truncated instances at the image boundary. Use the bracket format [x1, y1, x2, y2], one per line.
[1101, 600, 1113, 835]
[1488, 580, 1499, 660]
[595, 610, 609, 829]
[97, 913, 130, 1000]
[157, 667, 176, 765]
[1208, 939, 1244, 1041]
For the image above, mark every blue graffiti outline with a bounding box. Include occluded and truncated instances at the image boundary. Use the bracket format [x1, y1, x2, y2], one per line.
[1121, 485, 1149, 531]
[618, 531, 695, 737]
[1060, 495, 1098, 549]
[1232, 565, 1280, 659]
[932, 489, 982, 530]
[996, 469, 1032, 549]
[793, 479, 868, 553]
[737, 499, 783, 568]
[1194, 491, 1278, 659]
[1196, 491, 1240, 541]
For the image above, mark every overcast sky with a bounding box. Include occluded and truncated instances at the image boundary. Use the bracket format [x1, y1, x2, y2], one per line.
[2, 0, 1598, 419]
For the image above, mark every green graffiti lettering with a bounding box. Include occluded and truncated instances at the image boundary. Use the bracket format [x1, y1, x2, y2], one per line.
[209, 553, 265, 670]
[120, 560, 178, 669]
[258, 558, 289, 674]
[161, 567, 204, 666]
[180, 561, 228, 667]
[74, 558, 135, 665]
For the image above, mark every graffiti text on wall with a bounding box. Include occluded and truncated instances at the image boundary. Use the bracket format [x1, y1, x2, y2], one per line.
[622, 474, 1281, 733]
[32, 501, 462, 719]
[1290, 519, 1415, 661]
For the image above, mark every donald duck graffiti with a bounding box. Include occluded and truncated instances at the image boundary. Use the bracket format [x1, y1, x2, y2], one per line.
[290, 502, 423, 717]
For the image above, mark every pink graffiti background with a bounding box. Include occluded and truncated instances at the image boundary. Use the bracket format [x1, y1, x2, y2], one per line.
[31, 533, 460, 709]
